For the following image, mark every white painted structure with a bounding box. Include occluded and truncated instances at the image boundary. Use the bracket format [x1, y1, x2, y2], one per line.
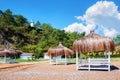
[76, 52, 111, 71]
[49, 55, 69, 65]
[44, 53, 50, 59]
[30, 19, 34, 27]
[20, 53, 33, 60]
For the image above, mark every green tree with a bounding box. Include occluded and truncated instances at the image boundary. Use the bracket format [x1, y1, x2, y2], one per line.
[0, 9, 86, 58]
[65, 31, 85, 48]
[2, 9, 16, 26]
[114, 35, 120, 45]
[34, 21, 41, 29]
[38, 23, 54, 51]
[14, 15, 28, 26]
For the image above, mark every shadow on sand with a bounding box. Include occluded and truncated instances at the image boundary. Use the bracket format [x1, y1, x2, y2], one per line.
[110, 65, 119, 71]
[77, 65, 119, 71]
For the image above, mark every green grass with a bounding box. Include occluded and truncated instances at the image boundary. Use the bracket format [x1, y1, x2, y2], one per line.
[0, 54, 120, 63]
[111, 54, 120, 58]
[0, 57, 48, 63]
[68, 54, 120, 63]
[14, 58, 48, 62]
[111, 58, 120, 62]
[0, 58, 3, 61]
[111, 54, 120, 62]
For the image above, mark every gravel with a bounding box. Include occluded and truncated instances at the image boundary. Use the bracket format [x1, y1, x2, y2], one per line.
[0, 61, 120, 80]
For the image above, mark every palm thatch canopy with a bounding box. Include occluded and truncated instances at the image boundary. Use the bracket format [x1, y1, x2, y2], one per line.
[48, 42, 73, 57]
[73, 30, 115, 53]
[0, 49, 22, 58]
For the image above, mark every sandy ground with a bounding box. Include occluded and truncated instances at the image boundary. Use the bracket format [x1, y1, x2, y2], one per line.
[0, 61, 120, 80]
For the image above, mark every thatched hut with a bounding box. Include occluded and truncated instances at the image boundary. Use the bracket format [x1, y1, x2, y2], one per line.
[73, 30, 114, 53]
[48, 42, 73, 65]
[0, 49, 22, 58]
[0, 49, 22, 63]
[73, 30, 115, 71]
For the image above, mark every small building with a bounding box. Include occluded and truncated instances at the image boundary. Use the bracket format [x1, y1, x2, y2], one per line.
[20, 53, 33, 60]
[44, 52, 50, 59]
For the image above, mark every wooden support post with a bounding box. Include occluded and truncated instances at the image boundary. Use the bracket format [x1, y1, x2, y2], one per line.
[14, 56, 16, 63]
[50, 55, 52, 64]
[49, 52, 52, 64]
[56, 57, 57, 65]
[104, 52, 107, 58]
[76, 51, 78, 70]
[108, 51, 111, 71]
[80, 53, 82, 65]
[88, 58, 90, 71]
[55, 53, 57, 65]
[4, 55, 7, 63]
[65, 53, 67, 65]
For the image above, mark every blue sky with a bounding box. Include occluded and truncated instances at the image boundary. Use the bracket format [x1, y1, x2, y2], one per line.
[0, 0, 120, 38]
[0, 0, 104, 28]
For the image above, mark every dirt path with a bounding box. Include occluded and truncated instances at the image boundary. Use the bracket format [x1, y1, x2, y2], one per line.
[0, 62, 120, 80]
[0, 62, 33, 69]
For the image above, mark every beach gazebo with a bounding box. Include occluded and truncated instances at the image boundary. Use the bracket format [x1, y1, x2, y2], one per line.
[73, 30, 115, 71]
[48, 42, 73, 65]
[0, 49, 22, 63]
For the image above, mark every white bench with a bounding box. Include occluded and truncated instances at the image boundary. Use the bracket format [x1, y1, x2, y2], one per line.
[88, 58, 110, 71]
[78, 58, 110, 71]
[50, 58, 70, 65]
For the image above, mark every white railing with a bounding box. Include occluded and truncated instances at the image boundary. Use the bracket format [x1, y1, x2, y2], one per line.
[78, 58, 110, 71]
[88, 58, 110, 71]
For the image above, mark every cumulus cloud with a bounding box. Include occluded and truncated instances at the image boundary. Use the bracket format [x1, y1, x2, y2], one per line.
[64, 1, 120, 38]
[64, 23, 95, 34]
[103, 28, 118, 38]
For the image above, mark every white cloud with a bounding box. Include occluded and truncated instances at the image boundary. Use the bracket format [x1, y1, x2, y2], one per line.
[100, 25, 118, 38]
[103, 28, 118, 38]
[64, 22, 84, 32]
[64, 1, 120, 38]
[74, 16, 83, 21]
[64, 22, 95, 34]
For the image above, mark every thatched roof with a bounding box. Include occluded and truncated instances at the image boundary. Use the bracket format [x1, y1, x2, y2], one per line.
[0, 49, 22, 58]
[48, 42, 74, 57]
[73, 30, 115, 53]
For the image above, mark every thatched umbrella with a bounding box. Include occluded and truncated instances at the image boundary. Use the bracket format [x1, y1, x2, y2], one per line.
[0, 49, 22, 57]
[0, 50, 9, 63]
[73, 30, 115, 71]
[73, 30, 115, 53]
[48, 42, 73, 57]
[47, 42, 73, 64]
[0, 49, 22, 63]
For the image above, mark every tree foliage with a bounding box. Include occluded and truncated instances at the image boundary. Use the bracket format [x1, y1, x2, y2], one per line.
[114, 35, 120, 45]
[14, 15, 28, 26]
[0, 9, 86, 58]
